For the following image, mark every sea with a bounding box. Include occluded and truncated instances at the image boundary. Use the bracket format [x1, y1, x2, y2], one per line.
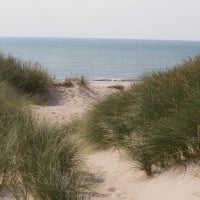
[0, 37, 200, 80]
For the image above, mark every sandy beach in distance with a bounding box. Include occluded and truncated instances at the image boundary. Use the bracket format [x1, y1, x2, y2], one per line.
[2, 80, 200, 200]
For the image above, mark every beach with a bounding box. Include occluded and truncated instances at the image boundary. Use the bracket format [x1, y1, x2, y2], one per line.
[1, 0, 200, 198]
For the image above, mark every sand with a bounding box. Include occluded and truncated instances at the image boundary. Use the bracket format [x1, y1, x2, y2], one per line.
[86, 149, 200, 200]
[32, 80, 134, 124]
[2, 80, 200, 200]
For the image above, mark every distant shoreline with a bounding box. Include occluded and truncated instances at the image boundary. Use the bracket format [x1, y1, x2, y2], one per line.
[92, 78, 141, 82]
[1, 36, 200, 43]
[57, 77, 141, 82]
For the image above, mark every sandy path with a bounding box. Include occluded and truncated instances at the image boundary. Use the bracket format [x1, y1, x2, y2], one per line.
[86, 150, 200, 200]
[4, 80, 200, 200]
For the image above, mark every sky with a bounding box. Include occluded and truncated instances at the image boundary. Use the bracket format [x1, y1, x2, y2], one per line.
[0, 0, 200, 41]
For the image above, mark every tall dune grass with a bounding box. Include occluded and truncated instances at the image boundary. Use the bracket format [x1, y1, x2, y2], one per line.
[0, 54, 50, 98]
[0, 80, 89, 199]
[80, 55, 200, 175]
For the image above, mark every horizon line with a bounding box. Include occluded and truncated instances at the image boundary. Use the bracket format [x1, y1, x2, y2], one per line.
[0, 36, 200, 42]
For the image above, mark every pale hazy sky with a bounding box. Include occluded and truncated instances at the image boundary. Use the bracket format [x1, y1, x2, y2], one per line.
[0, 0, 200, 40]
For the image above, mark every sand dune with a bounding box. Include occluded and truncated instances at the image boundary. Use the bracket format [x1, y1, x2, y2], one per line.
[33, 80, 200, 200]
[2, 80, 200, 200]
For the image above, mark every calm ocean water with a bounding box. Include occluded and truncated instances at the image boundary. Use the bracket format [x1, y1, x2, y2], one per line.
[0, 37, 200, 80]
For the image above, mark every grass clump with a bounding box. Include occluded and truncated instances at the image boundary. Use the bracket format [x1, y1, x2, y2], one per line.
[0, 54, 50, 98]
[0, 80, 89, 199]
[80, 90, 135, 149]
[79, 55, 200, 175]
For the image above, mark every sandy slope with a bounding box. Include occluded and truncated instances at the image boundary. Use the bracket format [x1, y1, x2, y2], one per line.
[2, 80, 200, 200]
[86, 150, 200, 200]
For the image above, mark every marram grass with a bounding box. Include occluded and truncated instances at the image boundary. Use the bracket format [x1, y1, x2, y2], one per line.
[0, 81, 89, 199]
[0, 54, 50, 99]
[79, 55, 200, 175]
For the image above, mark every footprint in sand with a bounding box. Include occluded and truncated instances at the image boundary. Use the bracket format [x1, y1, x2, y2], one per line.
[107, 187, 116, 192]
